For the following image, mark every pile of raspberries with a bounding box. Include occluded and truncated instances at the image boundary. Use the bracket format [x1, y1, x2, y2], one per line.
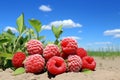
[12, 38, 96, 75]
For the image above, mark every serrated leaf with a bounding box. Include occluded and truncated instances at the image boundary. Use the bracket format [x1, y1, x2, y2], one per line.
[52, 25, 63, 39]
[16, 13, 26, 34]
[4, 60, 7, 66]
[29, 19, 42, 33]
[2, 32, 16, 42]
[3, 59, 13, 68]
[14, 67, 25, 75]
[0, 39, 9, 44]
[52, 25, 57, 37]
[0, 53, 13, 60]
[82, 69, 93, 74]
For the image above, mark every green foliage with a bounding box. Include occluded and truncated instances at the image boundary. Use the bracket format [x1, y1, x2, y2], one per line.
[0, 53, 13, 59]
[87, 51, 120, 58]
[16, 13, 26, 34]
[52, 25, 63, 39]
[0, 39, 8, 44]
[29, 19, 42, 33]
[0, 57, 13, 70]
[29, 19, 42, 40]
[13, 67, 25, 75]
[52, 25, 63, 45]
[87, 45, 120, 57]
[0, 30, 16, 53]
[82, 69, 92, 74]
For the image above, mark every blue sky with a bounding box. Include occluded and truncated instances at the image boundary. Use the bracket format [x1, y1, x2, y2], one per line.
[0, 0, 120, 51]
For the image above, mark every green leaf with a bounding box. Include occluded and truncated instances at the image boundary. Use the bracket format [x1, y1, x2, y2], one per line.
[29, 19, 42, 33]
[52, 25, 63, 39]
[0, 53, 13, 60]
[13, 67, 25, 75]
[16, 13, 26, 34]
[4, 59, 13, 68]
[0, 39, 9, 44]
[6, 29, 15, 35]
[82, 69, 93, 74]
[2, 32, 16, 42]
[52, 25, 57, 36]
[4, 60, 7, 66]
[38, 36, 45, 40]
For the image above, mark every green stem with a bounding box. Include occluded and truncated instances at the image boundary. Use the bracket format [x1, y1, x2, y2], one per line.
[54, 39, 59, 45]
[12, 30, 28, 54]
[28, 29, 31, 40]
[2, 44, 6, 53]
[37, 32, 39, 40]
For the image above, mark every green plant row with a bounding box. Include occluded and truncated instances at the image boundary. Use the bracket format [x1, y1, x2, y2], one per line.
[88, 51, 120, 57]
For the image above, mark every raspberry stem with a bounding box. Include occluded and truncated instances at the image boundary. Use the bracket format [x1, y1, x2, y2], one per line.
[12, 30, 28, 54]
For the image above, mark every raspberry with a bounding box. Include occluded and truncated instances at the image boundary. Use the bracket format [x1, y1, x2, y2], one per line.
[61, 37, 78, 55]
[24, 54, 45, 73]
[76, 48, 87, 58]
[60, 52, 69, 59]
[82, 56, 96, 71]
[43, 44, 60, 61]
[12, 52, 26, 68]
[67, 55, 82, 72]
[26, 39, 43, 55]
[46, 56, 66, 75]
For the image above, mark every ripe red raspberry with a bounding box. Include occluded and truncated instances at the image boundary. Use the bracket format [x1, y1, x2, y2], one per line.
[82, 56, 96, 71]
[24, 54, 45, 73]
[76, 48, 87, 58]
[67, 55, 82, 72]
[46, 56, 66, 75]
[61, 37, 78, 55]
[12, 52, 26, 68]
[60, 52, 69, 59]
[26, 39, 43, 55]
[43, 44, 60, 61]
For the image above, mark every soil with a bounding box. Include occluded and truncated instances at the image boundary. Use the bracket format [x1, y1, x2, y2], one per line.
[0, 57, 120, 80]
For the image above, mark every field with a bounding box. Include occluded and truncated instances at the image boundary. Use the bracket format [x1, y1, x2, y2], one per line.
[0, 51, 120, 80]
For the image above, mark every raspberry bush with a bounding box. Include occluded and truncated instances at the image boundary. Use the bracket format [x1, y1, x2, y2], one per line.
[0, 13, 96, 76]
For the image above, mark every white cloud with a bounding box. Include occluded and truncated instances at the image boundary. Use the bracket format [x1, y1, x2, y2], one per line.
[114, 34, 120, 38]
[4, 26, 18, 33]
[42, 19, 82, 30]
[42, 25, 51, 30]
[39, 5, 52, 12]
[62, 36, 82, 40]
[104, 29, 120, 38]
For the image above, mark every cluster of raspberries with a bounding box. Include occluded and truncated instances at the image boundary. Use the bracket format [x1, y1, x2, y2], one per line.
[12, 38, 96, 75]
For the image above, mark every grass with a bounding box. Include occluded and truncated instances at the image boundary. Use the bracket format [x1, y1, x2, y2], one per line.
[88, 51, 120, 57]
[87, 45, 120, 57]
